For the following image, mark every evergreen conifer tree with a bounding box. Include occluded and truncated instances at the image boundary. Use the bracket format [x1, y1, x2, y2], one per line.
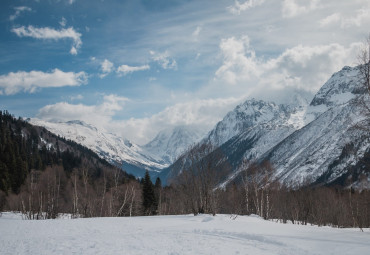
[154, 177, 162, 189]
[142, 170, 157, 215]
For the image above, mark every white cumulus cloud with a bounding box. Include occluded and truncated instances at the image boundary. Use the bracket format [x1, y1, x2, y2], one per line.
[228, 0, 265, 15]
[100, 59, 114, 78]
[0, 69, 87, 95]
[59, 17, 67, 27]
[340, 8, 370, 28]
[70, 94, 84, 101]
[11, 25, 82, 55]
[319, 8, 370, 28]
[215, 35, 361, 101]
[116, 64, 150, 76]
[70, 46, 78, 55]
[282, 0, 320, 18]
[9, 6, 32, 21]
[150, 51, 177, 70]
[36, 94, 241, 145]
[115, 97, 242, 144]
[37, 94, 128, 130]
[215, 36, 260, 84]
[319, 13, 341, 27]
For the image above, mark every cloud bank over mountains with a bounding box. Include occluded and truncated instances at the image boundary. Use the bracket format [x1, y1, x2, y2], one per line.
[1, 0, 369, 143]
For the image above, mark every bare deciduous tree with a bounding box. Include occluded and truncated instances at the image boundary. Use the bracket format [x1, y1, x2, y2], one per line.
[174, 143, 229, 215]
[358, 34, 370, 93]
[356, 34, 370, 127]
[72, 171, 79, 218]
[240, 159, 250, 214]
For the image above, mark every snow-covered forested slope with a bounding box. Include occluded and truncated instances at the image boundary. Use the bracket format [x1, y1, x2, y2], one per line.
[1, 213, 369, 255]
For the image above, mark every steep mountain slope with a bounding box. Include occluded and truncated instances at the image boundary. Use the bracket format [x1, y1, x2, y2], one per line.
[259, 65, 369, 187]
[161, 99, 305, 184]
[163, 65, 370, 188]
[205, 94, 310, 149]
[206, 99, 284, 147]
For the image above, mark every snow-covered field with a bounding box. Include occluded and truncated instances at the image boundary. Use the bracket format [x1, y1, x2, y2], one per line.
[1, 213, 369, 255]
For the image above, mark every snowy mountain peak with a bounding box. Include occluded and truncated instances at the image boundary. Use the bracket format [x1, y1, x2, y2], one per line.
[66, 120, 87, 126]
[28, 118, 207, 178]
[165, 65, 369, 188]
[310, 65, 363, 107]
[207, 99, 286, 147]
[64, 120, 99, 132]
[144, 125, 205, 165]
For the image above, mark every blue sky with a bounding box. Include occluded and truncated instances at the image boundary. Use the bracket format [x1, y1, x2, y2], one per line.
[1, 0, 369, 144]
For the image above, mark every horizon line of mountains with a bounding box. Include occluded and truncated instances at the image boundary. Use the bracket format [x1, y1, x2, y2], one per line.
[28, 65, 370, 188]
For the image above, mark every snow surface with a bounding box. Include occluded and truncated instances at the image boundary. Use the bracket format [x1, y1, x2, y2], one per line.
[1, 213, 369, 255]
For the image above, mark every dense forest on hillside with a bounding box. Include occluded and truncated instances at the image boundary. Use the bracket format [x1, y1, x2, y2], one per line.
[0, 110, 141, 218]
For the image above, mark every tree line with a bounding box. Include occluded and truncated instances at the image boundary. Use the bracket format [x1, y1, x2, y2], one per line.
[158, 149, 370, 229]
[0, 110, 369, 229]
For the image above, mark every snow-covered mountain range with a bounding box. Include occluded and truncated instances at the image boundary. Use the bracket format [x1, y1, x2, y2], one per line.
[260, 66, 369, 187]
[30, 65, 370, 187]
[163, 65, 370, 187]
[28, 119, 204, 178]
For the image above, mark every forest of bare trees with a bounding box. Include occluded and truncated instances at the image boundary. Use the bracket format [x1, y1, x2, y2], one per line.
[166, 158, 370, 229]
[2, 154, 369, 229]
[3, 165, 142, 219]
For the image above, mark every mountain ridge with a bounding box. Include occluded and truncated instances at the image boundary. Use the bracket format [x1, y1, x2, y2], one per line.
[28, 119, 205, 178]
[163, 65, 370, 188]
[28, 65, 370, 187]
